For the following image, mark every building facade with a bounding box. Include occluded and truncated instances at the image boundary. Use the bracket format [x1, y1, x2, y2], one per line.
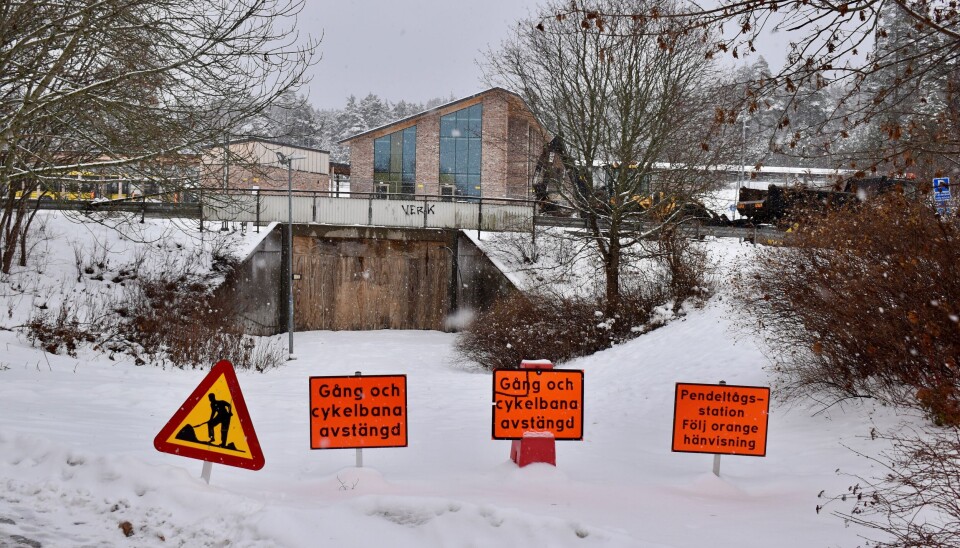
[340, 88, 548, 200]
[201, 138, 331, 192]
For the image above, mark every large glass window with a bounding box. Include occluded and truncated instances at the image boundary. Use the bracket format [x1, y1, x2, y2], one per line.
[373, 126, 416, 197]
[439, 104, 482, 198]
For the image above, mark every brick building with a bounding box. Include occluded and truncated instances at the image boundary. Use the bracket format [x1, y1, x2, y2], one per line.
[201, 138, 331, 192]
[340, 88, 549, 200]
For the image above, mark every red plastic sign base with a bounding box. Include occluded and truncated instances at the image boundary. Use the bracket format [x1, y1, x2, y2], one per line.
[510, 432, 557, 467]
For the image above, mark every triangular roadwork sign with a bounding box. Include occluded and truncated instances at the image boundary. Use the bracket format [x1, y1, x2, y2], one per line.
[154, 360, 265, 470]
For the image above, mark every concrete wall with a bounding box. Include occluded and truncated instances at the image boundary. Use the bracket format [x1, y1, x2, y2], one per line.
[456, 234, 515, 314]
[290, 226, 456, 331]
[217, 228, 283, 336]
[221, 224, 516, 334]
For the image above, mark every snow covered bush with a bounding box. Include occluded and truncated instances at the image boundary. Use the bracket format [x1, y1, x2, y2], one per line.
[455, 289, 668, 370]
[117, 272, 281, 370]
[25, 304, 95, 357]
[458, 224, 715, 370]
[736, 193, 960, 424]
[22, 217, 285, 371]
[27, 265, 284, 371]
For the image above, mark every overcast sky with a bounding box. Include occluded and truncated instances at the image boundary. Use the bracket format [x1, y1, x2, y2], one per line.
[298, 0, 542, 108]
[297, 1, 789, 110]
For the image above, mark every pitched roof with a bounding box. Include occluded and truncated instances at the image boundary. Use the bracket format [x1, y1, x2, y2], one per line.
[338, 87, 530, 144]
[221, 137, 330, 155]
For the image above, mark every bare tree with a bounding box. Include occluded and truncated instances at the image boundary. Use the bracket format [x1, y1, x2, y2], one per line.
[0, 0, 317, 273]
[548, 0, 960, 179]
[486, 0, 736, 314]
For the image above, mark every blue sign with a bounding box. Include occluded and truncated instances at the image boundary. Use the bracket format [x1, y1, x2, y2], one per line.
[933, 177, 951, 202]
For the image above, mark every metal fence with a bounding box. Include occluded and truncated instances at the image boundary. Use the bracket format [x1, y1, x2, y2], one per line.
[535, 214, 784, 243]
[34, 196, 200, 218]
[29, 191, 782, 242]
[201, 189, 536, 232]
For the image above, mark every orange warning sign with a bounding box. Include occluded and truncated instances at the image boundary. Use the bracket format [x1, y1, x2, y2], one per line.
[154, 360, 265, 470]
[672, 383, 770, 457]
[309, 375, 407, 449]
[492, 369, 583, 440]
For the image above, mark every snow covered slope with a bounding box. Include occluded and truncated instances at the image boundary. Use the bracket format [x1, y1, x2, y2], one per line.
[0, 214, 915, 547]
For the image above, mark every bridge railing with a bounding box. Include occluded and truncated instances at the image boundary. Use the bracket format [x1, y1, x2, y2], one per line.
[201, 189, 536, 232]
[25, 190, 782, 242]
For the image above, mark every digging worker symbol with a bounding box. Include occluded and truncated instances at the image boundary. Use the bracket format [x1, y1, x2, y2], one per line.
[206, 393, 233, 447]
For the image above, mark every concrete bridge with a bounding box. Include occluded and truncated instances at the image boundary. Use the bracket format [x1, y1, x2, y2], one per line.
[36, 190, 780, 332]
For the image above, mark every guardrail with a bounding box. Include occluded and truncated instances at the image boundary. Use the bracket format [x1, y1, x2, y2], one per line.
[31, 197, 200, 218]
[28, 191, 783, 242]
[534, 214, 784, 242]
[201, 189, 536, 232]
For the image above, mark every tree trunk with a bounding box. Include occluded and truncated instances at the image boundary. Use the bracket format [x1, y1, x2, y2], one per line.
[1, 202, 26, 274]
[1, 232, 18, 274]
[18, 224, 27, 267]
[604, 235, 621, 316]
[17, 202, 41, 268]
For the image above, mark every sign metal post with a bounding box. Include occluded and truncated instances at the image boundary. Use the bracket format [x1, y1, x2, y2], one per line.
[355, 371, 363, 468]
[712, 381, 726, 477]
[672, 381, 770, 477]
[309, 372, 408, 466]
[154, 360, 266, 484]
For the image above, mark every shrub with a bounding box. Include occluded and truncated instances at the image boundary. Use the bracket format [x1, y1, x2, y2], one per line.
[25, 305, 95, 357]
[26, 259, 284, 371]
[457, 226, 715, 370]
[734, 193, 960, 424]
[113, 272, 284, 370]
[825, 426, 960, 548]
[455, 288, 667, 370]
[656, 224, 714, 308]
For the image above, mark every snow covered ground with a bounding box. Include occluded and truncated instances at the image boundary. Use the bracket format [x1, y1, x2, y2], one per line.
[0, 213, 918, 547]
